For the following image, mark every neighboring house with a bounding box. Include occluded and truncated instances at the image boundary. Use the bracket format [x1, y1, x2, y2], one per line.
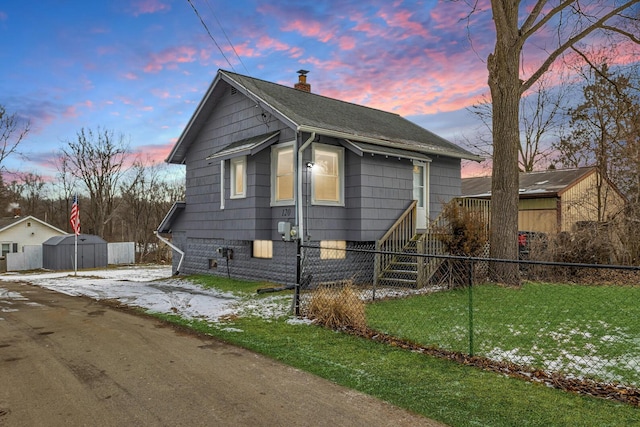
[158, 69, 480, 284]
[461, 167, 627, 234]
[0, 215, 66, 256]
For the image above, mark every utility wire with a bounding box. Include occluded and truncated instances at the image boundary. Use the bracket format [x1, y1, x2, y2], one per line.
[186, 0, 236, 73]
[203, 0, 251, 77]
[185, 0, 276, 128]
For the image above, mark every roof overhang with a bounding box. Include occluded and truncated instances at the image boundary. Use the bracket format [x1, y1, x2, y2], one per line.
[206, 131, 280, 161]
[157, 201, 185, 234]
[297, 125, 482, 161]
[342, 139, 432, 162]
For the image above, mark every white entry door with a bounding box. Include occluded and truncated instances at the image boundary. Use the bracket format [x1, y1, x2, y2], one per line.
[413, 161, 429, 230]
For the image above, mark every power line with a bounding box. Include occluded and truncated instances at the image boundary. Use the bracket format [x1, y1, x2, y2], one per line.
[203, 0, 251, 77]
[185, 0, 276, 129]
[185, 0, 236, 73]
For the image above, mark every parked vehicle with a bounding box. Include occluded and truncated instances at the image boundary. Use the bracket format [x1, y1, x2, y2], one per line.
[518, 231, 547, 260]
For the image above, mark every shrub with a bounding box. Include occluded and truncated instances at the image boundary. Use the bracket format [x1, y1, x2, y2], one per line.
[305, 283, 367, 332]
[435, 201, 488, 256]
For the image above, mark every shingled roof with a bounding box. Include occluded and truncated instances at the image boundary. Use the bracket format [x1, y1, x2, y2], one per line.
[462, 167, 600, 198]
[167, 70, 481, 164]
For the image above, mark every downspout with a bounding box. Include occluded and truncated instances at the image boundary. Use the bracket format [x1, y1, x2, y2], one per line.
[154, 231, 184, 275]
[297, 132, 316, 245]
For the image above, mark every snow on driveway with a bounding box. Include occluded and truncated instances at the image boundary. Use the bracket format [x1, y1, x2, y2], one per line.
[0, 265, 290, 322]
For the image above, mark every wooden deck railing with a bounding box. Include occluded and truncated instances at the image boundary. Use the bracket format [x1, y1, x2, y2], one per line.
[374, 200, 417, 286]
[416, 198, 491, 287]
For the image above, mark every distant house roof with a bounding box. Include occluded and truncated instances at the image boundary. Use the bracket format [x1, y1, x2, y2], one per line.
[462, 167, 603, 199]
[0, 215, 66, 234]
[167, 70, 481, 164]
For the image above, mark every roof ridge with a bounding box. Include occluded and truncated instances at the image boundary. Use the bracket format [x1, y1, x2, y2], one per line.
[220, 69, 403, 118]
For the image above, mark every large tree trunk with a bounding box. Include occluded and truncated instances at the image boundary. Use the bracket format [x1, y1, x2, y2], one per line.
[488, 2, 521, 285]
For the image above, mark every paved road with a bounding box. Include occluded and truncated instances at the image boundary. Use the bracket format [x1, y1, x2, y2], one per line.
[0, 281, 444, 427]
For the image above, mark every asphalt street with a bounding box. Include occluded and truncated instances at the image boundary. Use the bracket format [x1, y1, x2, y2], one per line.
[0, 280, 444, 426]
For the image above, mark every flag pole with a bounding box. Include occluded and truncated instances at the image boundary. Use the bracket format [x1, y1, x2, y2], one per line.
[74, 230, 78, 276]
[70, 194, 80, 275]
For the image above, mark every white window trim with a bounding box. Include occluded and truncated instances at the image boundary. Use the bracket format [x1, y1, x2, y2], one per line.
[230, 156, 247, 199]
[220, 160, 225, 210]
[312, 143, 344, 206]
[271, 141, 296, 206]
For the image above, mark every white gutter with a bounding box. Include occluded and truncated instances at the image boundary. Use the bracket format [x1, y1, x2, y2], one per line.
[154, 231, 185, 275]
[297, 132, 316, 245]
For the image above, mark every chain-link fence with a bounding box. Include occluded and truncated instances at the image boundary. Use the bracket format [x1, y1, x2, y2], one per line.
[296, 242, 640, 399]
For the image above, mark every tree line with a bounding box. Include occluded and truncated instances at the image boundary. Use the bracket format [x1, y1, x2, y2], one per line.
[0, 113, 184, 262]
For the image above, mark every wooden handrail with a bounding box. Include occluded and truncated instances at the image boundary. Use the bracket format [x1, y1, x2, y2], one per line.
[378, 200, 417, 244]
[375, 201, 417, 286]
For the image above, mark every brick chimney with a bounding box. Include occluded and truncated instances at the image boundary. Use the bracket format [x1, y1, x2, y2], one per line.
[294, 69, 311, 92]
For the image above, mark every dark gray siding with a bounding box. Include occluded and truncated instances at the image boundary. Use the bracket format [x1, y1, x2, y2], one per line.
[301, 140, 414, 242]
[429, 157, 462, 220]
[176, 237, 297, 284]
[180, 82, 293, 242]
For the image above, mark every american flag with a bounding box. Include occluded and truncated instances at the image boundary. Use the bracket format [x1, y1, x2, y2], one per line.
[70, 195, 80, 235]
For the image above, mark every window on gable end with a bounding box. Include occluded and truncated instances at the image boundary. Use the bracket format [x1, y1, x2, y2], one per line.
[230, 156, 246, 199]
[271, 142, 295, 205]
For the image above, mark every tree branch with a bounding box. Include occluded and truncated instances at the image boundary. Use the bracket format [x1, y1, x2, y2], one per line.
[521, 0, 640, 94]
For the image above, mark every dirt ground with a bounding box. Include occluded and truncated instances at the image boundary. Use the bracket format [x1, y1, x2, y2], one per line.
[0, 281, 445, 427]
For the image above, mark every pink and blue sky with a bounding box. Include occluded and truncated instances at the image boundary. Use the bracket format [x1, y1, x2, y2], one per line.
[8, 1, 632, 181]
[1, 0, 499, 180]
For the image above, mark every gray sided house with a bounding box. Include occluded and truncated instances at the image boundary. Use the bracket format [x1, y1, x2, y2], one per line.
[158, 70, 480, 284]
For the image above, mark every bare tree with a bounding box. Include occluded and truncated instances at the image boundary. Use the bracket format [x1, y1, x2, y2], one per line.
[469, 71, 569, 172]
[554, 63, 640, 200]
[119, 160, 184, 261]
[486, 1, 640, 284]
[0, 105, 30, 171]
[8, 172, 47, 218]
[60, 127, 132, 238]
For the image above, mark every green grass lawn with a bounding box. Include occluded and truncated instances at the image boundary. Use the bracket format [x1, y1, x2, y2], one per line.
[367, 283, 640, 386]
[149, 275, 640, 426]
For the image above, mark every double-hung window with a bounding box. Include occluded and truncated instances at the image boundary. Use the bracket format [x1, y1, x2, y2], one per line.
[312, 143, 344, 206]
[271, 142, 295, 205]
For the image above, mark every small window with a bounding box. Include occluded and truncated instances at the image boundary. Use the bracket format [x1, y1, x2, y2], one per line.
[312, 144, 344, 205]
[1, 243, 9, 256]
[253, 240, 273, 259]
[271, 143, 295, 205]
[230, 156, 246, 199]
[320, 240, 346, 260]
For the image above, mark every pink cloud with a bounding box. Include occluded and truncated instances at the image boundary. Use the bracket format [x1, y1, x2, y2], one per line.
[131, 143, 174, 163]
[151, 89, 171, 99]
[63, 106, 78, 119]
[124, 72, 138, 80]
[230, 41, 258, 58]
[0, 11, 7, 21]
[129, 0, 170, 16]
[256, 35, 291, 52]
[143, 46, 197, 73]
[282, 19, 333, 43]
[338, 36, 356, 51]
[377, 9, 433, 41]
